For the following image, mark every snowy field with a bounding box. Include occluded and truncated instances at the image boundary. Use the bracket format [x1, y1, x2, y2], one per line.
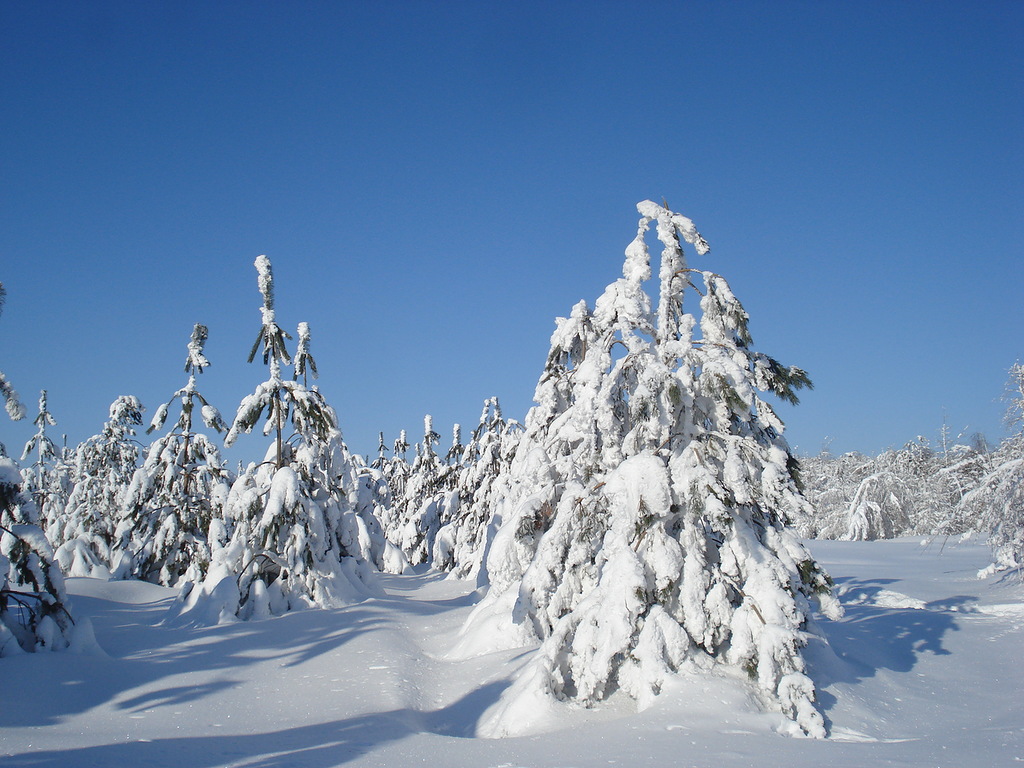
[1, 537, 1020, 768]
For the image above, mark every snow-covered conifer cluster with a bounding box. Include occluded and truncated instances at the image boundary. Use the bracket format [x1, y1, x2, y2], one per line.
[2, 207, 1021, 744]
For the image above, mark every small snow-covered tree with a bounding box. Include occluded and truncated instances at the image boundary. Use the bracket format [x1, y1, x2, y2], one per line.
[50, 395, 143, 577]
[395, 415, 452, 565]
[0, 284, 79, 654]
[372, 431, 388, 470]
[20, 390, 59, 522]
[467, 201, 840, 738]
[118, 324, 232, 586]
[432, 397, 523, 579]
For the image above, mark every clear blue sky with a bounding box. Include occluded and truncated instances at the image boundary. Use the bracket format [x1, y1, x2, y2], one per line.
[2, 1, 1021, 465]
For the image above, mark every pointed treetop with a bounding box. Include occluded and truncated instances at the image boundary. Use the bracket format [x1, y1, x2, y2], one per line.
[294, 321, 319, 384]
[34, 390, 57, 429]
[247, 255, 292, 378]
[185, 323, 211, 375]
[255, 254, 275, 316]
[635, 200, 710, 256]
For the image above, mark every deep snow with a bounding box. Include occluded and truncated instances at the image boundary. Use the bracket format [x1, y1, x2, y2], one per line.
[1, 537, 1021, 767]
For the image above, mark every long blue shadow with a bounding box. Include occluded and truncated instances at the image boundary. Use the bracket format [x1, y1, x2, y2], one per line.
[0, 681, 510, 768]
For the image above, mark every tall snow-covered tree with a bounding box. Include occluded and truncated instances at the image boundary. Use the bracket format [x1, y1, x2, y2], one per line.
[172, 257, 379, 623]
[465, 201, 840, 738]
[118, 324, 232, 586]
[49, 395, 144, 577]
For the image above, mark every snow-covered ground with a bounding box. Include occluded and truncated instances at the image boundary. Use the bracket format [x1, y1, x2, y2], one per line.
[1, 537, 1020, 767]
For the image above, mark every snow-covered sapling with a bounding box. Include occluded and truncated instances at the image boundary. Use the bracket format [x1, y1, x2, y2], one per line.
[118, 323, 231, 586]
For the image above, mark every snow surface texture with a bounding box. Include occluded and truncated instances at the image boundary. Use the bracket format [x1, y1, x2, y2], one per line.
[0, 538, 1020, 767]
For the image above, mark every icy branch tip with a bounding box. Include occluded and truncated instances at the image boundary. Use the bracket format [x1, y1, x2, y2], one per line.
[255, 255, 275, 308]
[635, 200, 710, 256]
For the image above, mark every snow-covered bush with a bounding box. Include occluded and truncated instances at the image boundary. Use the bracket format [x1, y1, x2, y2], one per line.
[844, 471, 912, 540]
[464, 201, 840, 738]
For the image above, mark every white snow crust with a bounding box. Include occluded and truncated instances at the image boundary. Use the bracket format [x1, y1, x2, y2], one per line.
[0, 537, 1020, 767]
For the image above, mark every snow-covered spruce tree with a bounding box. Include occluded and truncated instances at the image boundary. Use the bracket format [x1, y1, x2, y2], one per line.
[395, 414, 455, 565]
[372, 431, 389, 470]
[117, 324, 232, 586]
[467, 201, 840, 738]
[0, 284, 80, 654]
[347, 451, 411, 575]
[172, 256, 378, 623]
[960, 363, 1024, 574]
[289, 315, 401, 576]
[0, 457, 81, 654]
[50, 395, 144, 577]
[432, 397, 523, 579]
[20, 390, 60, 523]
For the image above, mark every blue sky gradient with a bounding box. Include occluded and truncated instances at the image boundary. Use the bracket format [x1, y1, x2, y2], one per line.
[2, 1, 1021, 463]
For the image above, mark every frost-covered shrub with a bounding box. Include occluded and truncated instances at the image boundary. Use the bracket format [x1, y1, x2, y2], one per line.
[844, 471, 912, 540]
[465, 201, 840, 738]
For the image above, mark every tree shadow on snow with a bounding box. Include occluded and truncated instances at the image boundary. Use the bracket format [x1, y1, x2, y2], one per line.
[0, 681, 511, 768]
[0, 599, 390, 728]
[805, 576, 978, 720]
